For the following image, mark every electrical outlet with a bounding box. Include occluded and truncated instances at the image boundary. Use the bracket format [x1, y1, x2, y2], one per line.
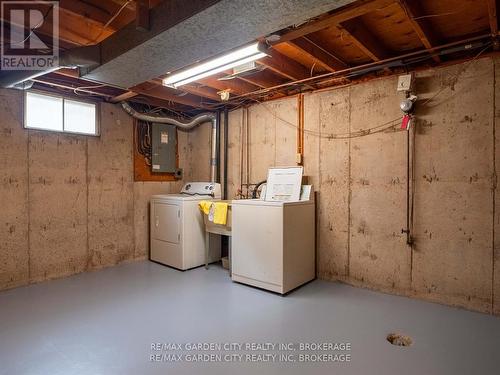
[397, 74, 413, 92]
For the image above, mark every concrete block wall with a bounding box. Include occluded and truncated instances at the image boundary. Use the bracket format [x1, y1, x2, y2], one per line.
[211, 56, 500, 315]
[0, 91, 181, 290]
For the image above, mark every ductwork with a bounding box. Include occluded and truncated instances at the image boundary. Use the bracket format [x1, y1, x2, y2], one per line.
[121, 101, 215, 129]
[0, 45, 100, 89]
[83, 0, 354, 88]
[1, 1, 355, 89]
[121, 102, 218, 182]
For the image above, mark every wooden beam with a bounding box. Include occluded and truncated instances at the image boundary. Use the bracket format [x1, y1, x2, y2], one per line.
[151, 77, 221, 101]
[486, 0, 498, 36]
[339, 19, 389, 61]
[110, 91, 139, 103]
[129, 96, 191, 112]
[108, 0, 136, 12]
[132, 83, 212, 109]
[175, 84, 221, 101]
[58, 0, 114, 27]
[287, 37, 347, 71]
[197, 73, 260, 95]
[236, 70, 286, 89]
[397, 0, 440, 63]
[31, 77, 113, 98]
[274, 0, 395, 44]
[53, 68, 80, 79]
[257, 49, 310, 80]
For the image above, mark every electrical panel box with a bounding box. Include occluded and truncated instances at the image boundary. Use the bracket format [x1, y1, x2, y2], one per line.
[151, 123, 177, 173]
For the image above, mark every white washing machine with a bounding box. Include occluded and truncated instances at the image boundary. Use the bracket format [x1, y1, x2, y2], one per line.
[231, 198, 315, 294]
[150, 182, 221, 270]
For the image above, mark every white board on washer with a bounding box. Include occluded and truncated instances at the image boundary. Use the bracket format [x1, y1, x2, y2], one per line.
[264, 166, 303, 202]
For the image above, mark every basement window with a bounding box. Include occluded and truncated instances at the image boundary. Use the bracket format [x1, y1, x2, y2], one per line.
[24, 91, 99, 136]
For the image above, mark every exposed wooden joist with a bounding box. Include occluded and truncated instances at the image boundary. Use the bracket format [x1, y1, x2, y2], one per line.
[175, 84, 221, 101]
[397, 0, 440, 63]
[151, 77, 221, 101]
[129, 96, 192, 112]
[108, 0, 136, 12]
[258, 49, 311, 80]
[110, 91, 139, 103]
[31, 77, 113, 98]
[132, 82, 213, 109]
[53, 68, 80, 79]
[486, 0, 498, 36]
[58, 0, 114, 27]
[287, 37, 347, 71]
[235, 70, 281, 88]
[197, 74, 260, 96]
[274, 0, 395, 44]
[339, 19, 389, 61]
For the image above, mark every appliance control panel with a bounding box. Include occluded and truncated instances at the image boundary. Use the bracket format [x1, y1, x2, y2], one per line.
[181, 182, 221, 199]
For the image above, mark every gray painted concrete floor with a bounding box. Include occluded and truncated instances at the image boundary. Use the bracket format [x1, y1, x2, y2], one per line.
[0, 261, 499, 375]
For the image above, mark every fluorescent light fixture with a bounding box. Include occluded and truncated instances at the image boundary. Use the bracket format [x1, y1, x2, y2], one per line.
[162, 42, 267, 88]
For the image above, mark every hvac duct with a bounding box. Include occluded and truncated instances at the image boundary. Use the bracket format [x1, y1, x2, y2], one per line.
[0, 45, 100, 89]
[0, 1, 355, 89]
[121, 102, 218, 182]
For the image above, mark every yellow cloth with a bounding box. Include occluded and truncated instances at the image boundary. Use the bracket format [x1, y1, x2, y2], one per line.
[198, 201, 212, 215]
[198, 201, 228, 225]
[212, 202, 228, 225]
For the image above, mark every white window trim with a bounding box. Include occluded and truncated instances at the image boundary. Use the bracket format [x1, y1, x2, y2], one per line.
[23, 90, 100, 137]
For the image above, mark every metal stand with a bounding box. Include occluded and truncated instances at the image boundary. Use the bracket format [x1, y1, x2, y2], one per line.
[228, 236, 232, 276]
[205, 232, 210, 269]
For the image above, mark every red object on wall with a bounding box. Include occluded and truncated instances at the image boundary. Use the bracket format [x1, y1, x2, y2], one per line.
[401, 114, 411, 130]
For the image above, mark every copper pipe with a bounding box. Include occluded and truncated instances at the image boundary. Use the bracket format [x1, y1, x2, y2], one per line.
[296, 94, 304, 165]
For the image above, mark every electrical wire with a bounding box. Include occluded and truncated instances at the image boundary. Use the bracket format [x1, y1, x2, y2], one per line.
[73, 83, 107, 95]
[421, 42, 492, 107]
[237, 41, 490, 141]
[310, 62, 317, 77]
[2, 5, 54, 47]
[136, 119, 152, 165]
[86, 0, 133, 45]
[412, 11, 462, 20]
[244, 96, 402, 139]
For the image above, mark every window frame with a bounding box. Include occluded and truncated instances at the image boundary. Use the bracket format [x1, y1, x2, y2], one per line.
[23, 90, 100, 137]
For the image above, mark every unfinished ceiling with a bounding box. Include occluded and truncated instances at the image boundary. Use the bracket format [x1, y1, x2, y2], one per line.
[2, 0, 498, 114]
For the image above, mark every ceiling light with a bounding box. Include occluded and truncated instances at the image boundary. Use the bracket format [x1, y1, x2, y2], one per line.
[162, 42, 267, 88]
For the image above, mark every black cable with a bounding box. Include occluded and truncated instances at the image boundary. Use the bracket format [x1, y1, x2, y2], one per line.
[252, 180, 267, 199]
[136, 120, 152, 165]
[223, 108, 229, 199]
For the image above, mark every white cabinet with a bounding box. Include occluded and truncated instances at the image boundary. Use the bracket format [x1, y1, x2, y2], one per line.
[231, 199, 315, 294]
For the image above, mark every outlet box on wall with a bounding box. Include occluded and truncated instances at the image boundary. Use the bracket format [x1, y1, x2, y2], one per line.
[397, 74, 413, 92]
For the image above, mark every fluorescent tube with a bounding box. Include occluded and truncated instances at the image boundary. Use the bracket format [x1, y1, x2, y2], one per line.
[162, 42, 267, 88]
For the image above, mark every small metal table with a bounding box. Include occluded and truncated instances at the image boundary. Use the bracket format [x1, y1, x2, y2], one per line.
[203, 202, 232, 275]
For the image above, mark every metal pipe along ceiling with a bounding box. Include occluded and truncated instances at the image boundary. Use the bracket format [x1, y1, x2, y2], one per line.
[120, 102, 218, 183]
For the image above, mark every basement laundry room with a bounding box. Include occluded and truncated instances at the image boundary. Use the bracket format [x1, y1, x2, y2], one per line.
[1, 1, 500, 374]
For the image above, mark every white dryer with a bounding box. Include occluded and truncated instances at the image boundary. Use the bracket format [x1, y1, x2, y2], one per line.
[150, 182, 221, 270]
